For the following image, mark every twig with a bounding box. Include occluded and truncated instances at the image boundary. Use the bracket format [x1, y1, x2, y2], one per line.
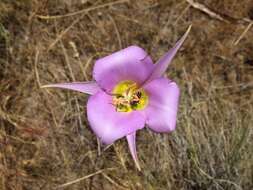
[186, 0, 227, 22]
[233, 22, 253, 45]
[34, 49, 42, 87]
[97, 138, 101, 156]
[187, 0, 252, 25]
[55, 168, 115, 189]
[37, 0, 129, 20]
[102, 173, 128, 190]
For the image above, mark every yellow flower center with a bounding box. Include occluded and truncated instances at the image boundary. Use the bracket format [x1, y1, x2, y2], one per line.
[112, 81, 149, 112]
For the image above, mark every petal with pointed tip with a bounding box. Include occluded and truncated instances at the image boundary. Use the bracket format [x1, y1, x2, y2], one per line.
[127, 132, 141, 171]
[144, 25, 191, 84]
[93, 46, 154, 92]
[87, 91, 146, 145]
[143, 78, 180, 132]
[41, 81, 100, 95]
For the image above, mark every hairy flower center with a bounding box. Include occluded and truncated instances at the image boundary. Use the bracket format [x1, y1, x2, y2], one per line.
[112, 81, 148, 112]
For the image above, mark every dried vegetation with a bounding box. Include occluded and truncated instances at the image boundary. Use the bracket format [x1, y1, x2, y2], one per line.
[0, 0, 252, 189]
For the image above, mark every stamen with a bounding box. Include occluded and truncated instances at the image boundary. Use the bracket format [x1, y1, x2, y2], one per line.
[112, 81, 148, 112]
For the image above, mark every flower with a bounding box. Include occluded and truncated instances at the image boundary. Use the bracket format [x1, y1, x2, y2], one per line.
[42, 26, 191, 170]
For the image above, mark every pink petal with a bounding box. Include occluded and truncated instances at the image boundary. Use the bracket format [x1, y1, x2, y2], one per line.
[93, 46, 154, 92]
[144, 26, 191, 84]
[143, 78, 180, 132]
[126, 132, 141, 171]
[41, 81, 100, 95]
[87, 91, 146, 145]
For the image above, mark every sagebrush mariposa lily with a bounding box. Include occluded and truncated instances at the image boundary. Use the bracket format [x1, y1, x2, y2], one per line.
[42, 26, 191, 170]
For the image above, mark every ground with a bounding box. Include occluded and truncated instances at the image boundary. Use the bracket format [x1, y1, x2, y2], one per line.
[0, 0, 252, 189]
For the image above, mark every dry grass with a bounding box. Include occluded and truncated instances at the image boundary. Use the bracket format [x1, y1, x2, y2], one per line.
[0, 0, 252, 189]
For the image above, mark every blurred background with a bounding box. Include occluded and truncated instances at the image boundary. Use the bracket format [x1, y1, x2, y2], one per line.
[0, 0, 252, 189]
